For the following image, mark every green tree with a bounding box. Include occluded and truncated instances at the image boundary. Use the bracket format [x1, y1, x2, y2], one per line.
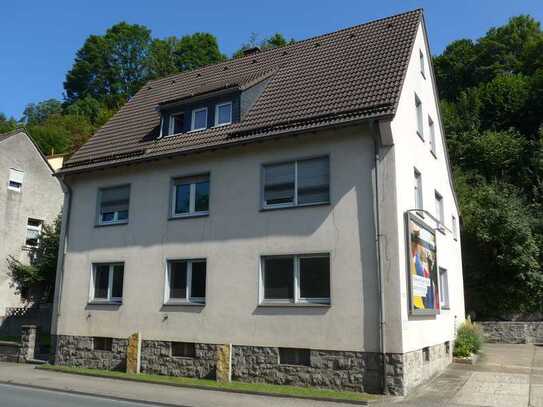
[234, 32, 294, 58]
[173, 33, 225, 72]
[6, 215, 62, 302]
[22, 99, 63, 125]
[0, 113, 17, 133]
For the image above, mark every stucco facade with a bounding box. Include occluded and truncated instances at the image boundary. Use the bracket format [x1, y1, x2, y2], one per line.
[52, 16, 464, 395]
[0, 131, 63, 316]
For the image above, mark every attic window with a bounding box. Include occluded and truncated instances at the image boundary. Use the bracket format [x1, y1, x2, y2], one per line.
[215, 102, 232, 126]
[191, 107, 208, 131]
[168, 112, 185, 136]
[419, 50, 426, 78]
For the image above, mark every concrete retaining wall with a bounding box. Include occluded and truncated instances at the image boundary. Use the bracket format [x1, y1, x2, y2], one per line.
[478, 321, 543, 344]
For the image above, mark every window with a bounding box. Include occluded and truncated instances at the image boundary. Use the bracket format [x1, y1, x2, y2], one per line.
[439, 268, 450, 309]
[168, 112, 185, 136]
[414, 169, 423, 211]
[165, 260, 206, 304]
[171, 342, 196, 358]
[415, 94, 423, 139]
[94, 337, 113, 351]
[435, 191, 444, 225]
[25, 218, 43, 247]
[8, 168, 24, 191]
[171, 175, 209, 217]
[191, 107, 208, 131]
[422, 347, 430, 362]
[261, 254, 330, 304]
[452, 215, 458, 240]
[90, 263, 124, 303]
[428, 116, 436, 156]
[263, 157, 329, 208]
[445, 341, 451, 355]
[98, 185, 130, 225]
[279, 348, 310, 366]
[419, 50, 425, 78]
[215, 102, 232, 126]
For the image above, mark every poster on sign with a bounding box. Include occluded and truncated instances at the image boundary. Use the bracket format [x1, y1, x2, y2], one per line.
[406, 213, 439, 315]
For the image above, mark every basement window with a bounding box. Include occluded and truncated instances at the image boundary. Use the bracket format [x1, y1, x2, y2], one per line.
[423, 347, 430, 362]
[279, 348, 310, 366]
[260, 254, 330, 305]
[94, 337, 113, 351]
[445, 341, 451, 355]
[171, 342, 196, 358]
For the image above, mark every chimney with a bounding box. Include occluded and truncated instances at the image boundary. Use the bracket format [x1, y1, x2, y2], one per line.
[242, 47, 261, 57]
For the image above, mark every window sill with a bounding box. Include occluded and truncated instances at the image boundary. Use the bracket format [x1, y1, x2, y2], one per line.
[441, 306, 451, 311]
[163, 301, 205, 307]
[258, 302, 331, 308]
[212, 122, 232, 128]
[95, 221, 128, 228]
[168, 212, 209, 221]
[22, 245, 37, 251]
[87, 301, 122, 306]
[187, 128, 206, 134]
[260, 201, 330, 213]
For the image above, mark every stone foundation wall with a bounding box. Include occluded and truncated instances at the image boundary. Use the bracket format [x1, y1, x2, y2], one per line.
[478, 321, 543, 344]
[231, 345, 382, 393]
[140, 340, 218, 379]
[0, 341, 21, 363]
[53, 335, 128, 370]
[385, 342, 452, 395]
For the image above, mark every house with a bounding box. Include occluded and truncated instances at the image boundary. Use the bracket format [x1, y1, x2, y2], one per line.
[0, 130, 63, 316]
[51, 9, 464, 395]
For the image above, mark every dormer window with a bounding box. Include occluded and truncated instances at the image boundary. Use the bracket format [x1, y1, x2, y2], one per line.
[168, 112, 185, 136]
[215, 102, 232, 126]
[191, 107, 208, 131]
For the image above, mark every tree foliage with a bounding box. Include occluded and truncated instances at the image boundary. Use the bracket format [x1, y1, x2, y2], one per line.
[6, 216, 61, 302]
[233, 33, 294, 58]
[435, 15, 543, 317]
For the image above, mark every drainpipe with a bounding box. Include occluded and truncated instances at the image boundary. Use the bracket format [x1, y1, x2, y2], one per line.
[50, 176, 72, 356]
[370, 121, 387, 393]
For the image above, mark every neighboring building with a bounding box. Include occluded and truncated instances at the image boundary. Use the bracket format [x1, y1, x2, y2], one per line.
[52, 9, 464, 395]
[46, 154, 67, 173]
[0, 130, 63, 316]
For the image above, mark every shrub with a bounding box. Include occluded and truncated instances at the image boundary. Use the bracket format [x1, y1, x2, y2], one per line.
[453, 320, 484, 357]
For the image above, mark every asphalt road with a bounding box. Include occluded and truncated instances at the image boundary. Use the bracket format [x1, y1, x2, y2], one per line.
[0, 383, 161, 407]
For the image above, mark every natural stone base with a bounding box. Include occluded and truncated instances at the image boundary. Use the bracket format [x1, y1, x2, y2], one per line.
[52, 334, 452, 396]
[479, 321, 543, 344]
[140, 340, 218, 379]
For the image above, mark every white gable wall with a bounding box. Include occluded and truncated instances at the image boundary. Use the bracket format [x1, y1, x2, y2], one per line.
[388, 22, 465, 353]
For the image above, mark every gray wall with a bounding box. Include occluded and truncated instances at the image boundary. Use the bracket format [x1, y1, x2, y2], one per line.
[56, 125, 382, 352]
[0, 132, 63, 316]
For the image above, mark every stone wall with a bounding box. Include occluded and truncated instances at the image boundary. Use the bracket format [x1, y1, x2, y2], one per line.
[0, 341, 21, 363]
[53, 335, 128, 370]
[231, 345, 382, 393]
[140, 340, 218, 379]
[479, 321, 543, 344]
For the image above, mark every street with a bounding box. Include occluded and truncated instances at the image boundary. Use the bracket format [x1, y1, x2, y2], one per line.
[0, 383, 161, 407]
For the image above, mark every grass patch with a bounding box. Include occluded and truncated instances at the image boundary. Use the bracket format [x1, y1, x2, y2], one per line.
[38, 364, 376, 403]
[0, 335, 19, 343]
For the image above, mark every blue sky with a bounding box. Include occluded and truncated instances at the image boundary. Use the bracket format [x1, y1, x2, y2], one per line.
[1, 0, 542, 119]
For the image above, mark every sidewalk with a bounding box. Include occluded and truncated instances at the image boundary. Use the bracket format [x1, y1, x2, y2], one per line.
[0, 362, 363, 407]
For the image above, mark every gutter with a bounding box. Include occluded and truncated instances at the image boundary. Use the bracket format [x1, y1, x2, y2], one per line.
[370, 120, 387, 393]
[50, 176, 72, 354]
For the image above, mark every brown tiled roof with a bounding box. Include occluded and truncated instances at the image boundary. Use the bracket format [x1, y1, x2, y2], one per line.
[61, 9, 422, 174]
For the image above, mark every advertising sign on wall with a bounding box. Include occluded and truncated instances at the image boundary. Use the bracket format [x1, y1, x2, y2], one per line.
[407, 213, 439, 315]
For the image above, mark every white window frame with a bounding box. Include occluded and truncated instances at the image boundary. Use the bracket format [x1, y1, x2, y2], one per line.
[419, 49, 426, 78]
[429, 116, 436, 156]
[259, 254, 331, 306]
[191, 107, 208, 131]
[435, 190, 444, 226]
[439, 268, 450, 309]
[261, 156, 330, 210]
[452, 215, 458, 240]
[168, 112, 185, 136]
[415, 93, 423, 140]
[8, 168, 24, 192]
[414, 168, 423, 211]
[164, 259, 206, 305]
[170, 175, 210, 218]
[25, 219, 43, 247]
[214, 102, 232, 127]
[97, 185, 130, 226]
[89, 263, 124, 304]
